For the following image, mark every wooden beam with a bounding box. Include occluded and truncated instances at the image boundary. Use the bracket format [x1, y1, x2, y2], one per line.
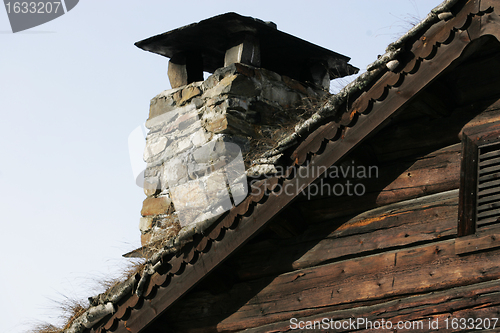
[242, 279, 500, 333]
[458, 133, 478, 236]
[456, 225, 500, 254]
[163, 239, 500, 332]
[231, 190, 458, 281]
[297, 144, 461, 223]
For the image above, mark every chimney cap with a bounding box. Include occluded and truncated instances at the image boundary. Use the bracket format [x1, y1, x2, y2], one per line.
[135, 12, 358, 83]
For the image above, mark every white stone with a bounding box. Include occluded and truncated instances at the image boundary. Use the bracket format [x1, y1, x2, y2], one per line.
[143, 136, 169, 161]
[146, 104, 196, 128]
[205, 169, 231, 202]
[139, 216, 154, 234]
[170, 180, 209, 210]
[246, 164, 279, 176]
[386, 60, 400, 72]
[191, 128, 210, 147]
[163, 155, 189, 186]
[438, 12, 454, 20]
[201, 74, 238, 100]
[176, 136, 193, 153]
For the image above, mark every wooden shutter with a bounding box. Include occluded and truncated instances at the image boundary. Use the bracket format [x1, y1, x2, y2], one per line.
[477, 142, 500, 227]
[459, 121, 500, 236]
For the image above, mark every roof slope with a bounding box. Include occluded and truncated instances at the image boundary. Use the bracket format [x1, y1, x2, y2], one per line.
[64, 0, 500, 332]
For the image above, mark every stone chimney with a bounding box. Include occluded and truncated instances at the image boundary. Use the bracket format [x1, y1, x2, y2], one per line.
[134, 13, 358, 247]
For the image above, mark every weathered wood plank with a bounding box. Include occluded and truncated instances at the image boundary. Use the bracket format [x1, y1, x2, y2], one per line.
[479, 155, 500, 167]
[481, 149, 500, 160]
[478, 200, 500, 212]
[480, 164, 500, 175]
[297, 144, 461, 223]
[478, 208, 500, 219]
[478, 186, 500, 198]
[242, 279, 500, 333]
[163, 240, 500, 332]
[456, 226, 500, 254]
[458, 133, 478, 236]
[478, 216, 500, 227]
[478, 178, 500, 190]
[479, 171, 500, 182]
[461, 100, 500, 135]
[478, 193, 500, 205]
[229, 190, 458, 281]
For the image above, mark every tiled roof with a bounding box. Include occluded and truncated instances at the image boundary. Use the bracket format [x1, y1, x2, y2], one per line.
[63, 0, 498, 331]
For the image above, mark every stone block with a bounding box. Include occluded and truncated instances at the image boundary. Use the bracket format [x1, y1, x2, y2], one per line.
[157, 141, 176, 164]
[261, 85, 301, 107]
[163, 155, 189, 186]
[255, 67, 281, 82]
[143, 136, 169, 162]
[282, 75, 309, 95]
[211, 63, 239, 80]
[226, 97, 250, 112]
[229, 181, 248, 205]
[201, 72, 220, 91]
[191, 97, 204, 109]
[139, 216, 154, 234]
[170, 180, 209, 211]
[149, 95, 177, 120]
[146, 104, 187, 129]
[205, 170, 232, 209]
[224, 35, 261, 67]
[233, 63, 256, 78]
[157, 136, 193, 165]
[143, 177, 160, 196]
[191, 141, 216, 164]
[201, 76, 232, 100]
[225, 114, 256, 137]
[249, 100, 282, 125]
[247, 163, 279, 176]
[141, 232, 152, 246]
[187, 160, 211, 179]
[167, 53, 204, 88]
[204, 112, 255, 137]
[173, 110, 199, 131]
[308, 63, 330, 90]
[202, 74, 258, 100]
[172, 90, 183, 104]
[144, 164, 160, 178]
[168, 60, 189, 89]
[204, 113, 228, 133]
[141, 196, 173, 216]
[176, 209, 202, 227]
[174, 124, 203, 143]
[191, 128, 210, 147]
[176, 135, 193, 153]
[179, 85, 202, 105]
[204, 96, 228, 109]
[212, 63, 256, 80]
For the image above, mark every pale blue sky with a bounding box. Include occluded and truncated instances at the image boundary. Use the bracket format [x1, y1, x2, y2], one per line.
[1, 1, 440, 331]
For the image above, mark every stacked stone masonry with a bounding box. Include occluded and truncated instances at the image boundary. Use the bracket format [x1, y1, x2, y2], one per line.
[139, 63, 328, 246]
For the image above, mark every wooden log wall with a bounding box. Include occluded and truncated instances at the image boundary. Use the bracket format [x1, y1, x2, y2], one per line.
[296, 144, 461, 223]
[161, 235, 500, 332]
